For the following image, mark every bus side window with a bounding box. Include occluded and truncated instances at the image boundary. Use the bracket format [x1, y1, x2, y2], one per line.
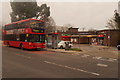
[24, 21, 29, 28]
[16, 23, 20, 29]
[4, 26, 7, 30]
[20, 34, 26, 41]
[20, 22, 24, 28]
[13, 24, 16, 29]
[5, 25, 9, 30]
[10, 24, 13, 30]
[15, 23, 20, 29]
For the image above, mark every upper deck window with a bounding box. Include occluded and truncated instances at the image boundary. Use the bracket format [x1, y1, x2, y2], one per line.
[30, 20, 45, 29]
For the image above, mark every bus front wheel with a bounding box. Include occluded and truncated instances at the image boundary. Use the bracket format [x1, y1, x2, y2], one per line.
[20, 44, 24, 50]
[7, 42, 9, 47]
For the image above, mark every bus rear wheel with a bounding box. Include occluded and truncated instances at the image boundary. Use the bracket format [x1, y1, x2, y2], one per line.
[20, 44, 24, 50]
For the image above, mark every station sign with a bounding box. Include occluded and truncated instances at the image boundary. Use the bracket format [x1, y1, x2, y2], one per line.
[62, 34, 71, 36]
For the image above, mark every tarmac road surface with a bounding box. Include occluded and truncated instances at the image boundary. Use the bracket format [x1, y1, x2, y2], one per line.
[2, 45, 118, 78]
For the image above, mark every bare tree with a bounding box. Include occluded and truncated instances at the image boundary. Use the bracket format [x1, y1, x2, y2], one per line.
[45, 16, 56, 33]
[107, 10, 120, 29]
[107, 17, 118, 29]
[88, 28, 96, 31]
[56, 24, 74, 32]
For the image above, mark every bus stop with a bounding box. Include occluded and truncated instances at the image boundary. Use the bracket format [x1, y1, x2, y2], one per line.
[46, 32, 59, 49]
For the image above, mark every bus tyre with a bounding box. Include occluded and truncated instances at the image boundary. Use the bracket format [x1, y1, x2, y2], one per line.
[20, 44, 24, 50]
[7, 42, 9, 47]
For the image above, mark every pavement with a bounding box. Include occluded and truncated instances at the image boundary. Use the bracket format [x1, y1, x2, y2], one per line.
[45, 44, 118, 59]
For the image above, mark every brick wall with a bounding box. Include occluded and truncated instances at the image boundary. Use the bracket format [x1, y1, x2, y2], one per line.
[98, 29, 120, 46]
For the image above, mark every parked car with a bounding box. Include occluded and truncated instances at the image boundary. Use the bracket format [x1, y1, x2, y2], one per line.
[117, 44, 120, 50]
[58, 41, 73, 49]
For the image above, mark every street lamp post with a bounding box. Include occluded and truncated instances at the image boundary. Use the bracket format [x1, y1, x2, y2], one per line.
[78, 33, 80, 49]
[108, 28, 111, 47]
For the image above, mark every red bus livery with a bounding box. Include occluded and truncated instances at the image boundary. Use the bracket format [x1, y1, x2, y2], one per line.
[3, 18, 46, 49]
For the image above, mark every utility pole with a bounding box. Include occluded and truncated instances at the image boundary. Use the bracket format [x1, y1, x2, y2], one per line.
[108, 28, 111, 47]
[79, 33, 80, 49]
[107, 27, 111, 47]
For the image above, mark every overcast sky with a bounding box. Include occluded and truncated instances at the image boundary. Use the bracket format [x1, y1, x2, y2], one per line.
[1, 1, 118, 30]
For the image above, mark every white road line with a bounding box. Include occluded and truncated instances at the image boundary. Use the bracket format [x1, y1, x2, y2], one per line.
[93, 57, 102, 59]
[44, 61, 100, 76]
[15, 54, 31, 59]
[93, 57, 117, 62]
[72, 53, 79, 55]
[81, 54, 90, 58]
[107, 59, 117, 62]
[108, 58, 117, 61]
[99, 58, 107, 61]
[107, 60, 114, 62]
[97, 63, 108, 67]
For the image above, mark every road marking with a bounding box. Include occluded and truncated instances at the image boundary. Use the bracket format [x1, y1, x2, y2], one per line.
[97, 63, 108, 67]
[99, 58, 106, 61]
[72, 53, 79, 55]
[93, 57, 102, 59]
[15, 54, 31, 59]
[44, 61, 100, 76]
[108, 58, 117, 61]
[93, 57, 117, 62]
[81, 54, 90, 58]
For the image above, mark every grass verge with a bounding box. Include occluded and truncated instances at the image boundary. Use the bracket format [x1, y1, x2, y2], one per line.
[69, 48, 82, 51]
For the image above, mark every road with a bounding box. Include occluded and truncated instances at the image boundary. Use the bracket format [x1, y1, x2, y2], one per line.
[0, 41, 2, 79]
[2, 45, 118, 78]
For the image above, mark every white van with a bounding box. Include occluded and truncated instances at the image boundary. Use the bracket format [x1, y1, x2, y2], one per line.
[58, 41, 73, 49]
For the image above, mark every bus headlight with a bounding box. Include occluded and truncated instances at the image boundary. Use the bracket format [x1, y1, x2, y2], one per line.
[29, 42, 32, 46]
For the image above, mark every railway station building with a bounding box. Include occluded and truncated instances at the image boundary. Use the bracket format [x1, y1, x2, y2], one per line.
[59, 27, 120, 47]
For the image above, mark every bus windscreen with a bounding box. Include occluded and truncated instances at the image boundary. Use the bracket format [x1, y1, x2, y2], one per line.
[28, 34, 45, 43]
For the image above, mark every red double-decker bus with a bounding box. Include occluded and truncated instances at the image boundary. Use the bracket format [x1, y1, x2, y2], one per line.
[3, 18, 46, 49]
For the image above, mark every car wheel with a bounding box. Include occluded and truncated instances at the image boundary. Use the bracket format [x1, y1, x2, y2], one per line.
[69, 46, 71, 48]
[60, 46, 63, 49]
